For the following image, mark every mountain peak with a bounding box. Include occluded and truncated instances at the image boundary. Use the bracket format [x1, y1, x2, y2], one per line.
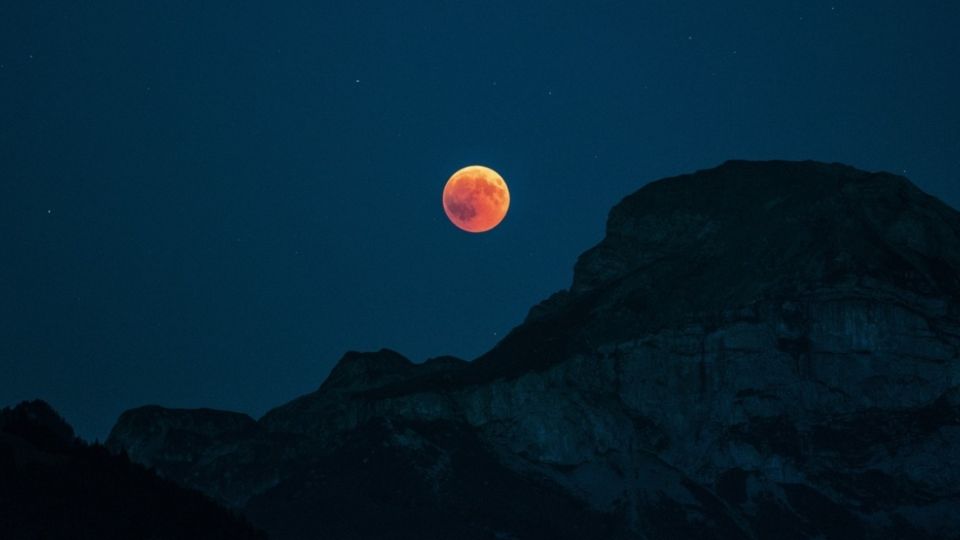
[1, 401, 266, 538]
[321, 348, 414, 392]
[0, 399, 76, 451]
[462, 160, 960, 384]
[572, 159, 960, 299]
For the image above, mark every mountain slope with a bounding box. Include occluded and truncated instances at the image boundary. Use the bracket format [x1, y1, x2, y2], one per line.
[107, 160, 960, 539]
[0, 400, 266, 540]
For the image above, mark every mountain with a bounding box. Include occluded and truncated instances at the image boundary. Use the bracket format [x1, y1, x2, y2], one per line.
[0, 400, 266, 540]
[106, 160, 960, 539]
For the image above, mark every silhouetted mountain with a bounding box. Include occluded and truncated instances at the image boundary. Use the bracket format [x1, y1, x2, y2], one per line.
[107, 161, 960, 539]
[0, 400, 266, 540]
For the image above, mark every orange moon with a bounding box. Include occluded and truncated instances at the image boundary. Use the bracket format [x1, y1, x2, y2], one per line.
[442, 165, 510, 233]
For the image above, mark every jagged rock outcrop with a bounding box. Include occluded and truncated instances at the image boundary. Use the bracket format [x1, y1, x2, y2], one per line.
[107, 161, 960, 540]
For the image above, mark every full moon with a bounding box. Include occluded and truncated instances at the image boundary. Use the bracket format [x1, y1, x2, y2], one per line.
[442, 165, 510, 233]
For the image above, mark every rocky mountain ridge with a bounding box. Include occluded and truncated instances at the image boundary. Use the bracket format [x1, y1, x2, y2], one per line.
[107, 160, 960, 540]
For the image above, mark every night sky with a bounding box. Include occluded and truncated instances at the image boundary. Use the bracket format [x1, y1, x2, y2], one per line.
[2, 1, 959, 440]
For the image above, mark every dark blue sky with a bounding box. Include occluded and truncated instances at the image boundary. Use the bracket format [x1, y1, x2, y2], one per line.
[2, 1, 958, 440]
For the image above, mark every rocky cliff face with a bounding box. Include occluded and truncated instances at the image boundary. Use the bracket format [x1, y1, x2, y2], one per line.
[107, 161, 960, 540]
